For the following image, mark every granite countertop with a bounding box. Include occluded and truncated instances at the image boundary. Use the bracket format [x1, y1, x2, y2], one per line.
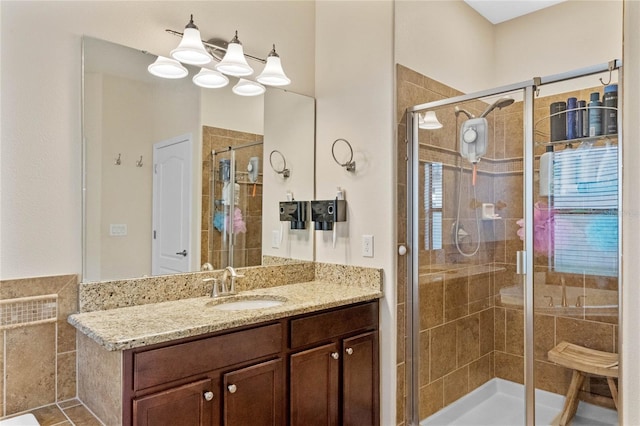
[68, 281, 383, 351]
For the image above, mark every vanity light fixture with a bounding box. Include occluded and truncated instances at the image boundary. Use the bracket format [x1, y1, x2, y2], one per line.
[256, 45, 290, 86]
[170, 15, 213, 65]
[147, 56, 189, 79]
[215, 31, 253, 77]
[419, 111, 443, 129]
[192, 68, 229, 88]
[232, 79, 266, 96]
[148, 15, 291, 97]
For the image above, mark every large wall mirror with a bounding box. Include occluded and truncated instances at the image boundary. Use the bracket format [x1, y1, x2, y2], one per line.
[82, 37, 315, 282]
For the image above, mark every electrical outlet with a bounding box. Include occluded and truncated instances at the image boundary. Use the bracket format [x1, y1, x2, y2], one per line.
[362, 235, 374, 257]
[272, 230, 280, 248]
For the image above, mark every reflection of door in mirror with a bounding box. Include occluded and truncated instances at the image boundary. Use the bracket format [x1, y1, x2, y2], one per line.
[152, 134, 193, 275]
[201, 127, 263, 269]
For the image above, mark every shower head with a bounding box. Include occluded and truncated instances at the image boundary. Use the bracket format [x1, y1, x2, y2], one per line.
[454, 106, 474, 119]
[480, 96, 514, 118]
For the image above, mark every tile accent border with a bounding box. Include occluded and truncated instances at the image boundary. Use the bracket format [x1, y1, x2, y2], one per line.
[0, 295, 57, 330]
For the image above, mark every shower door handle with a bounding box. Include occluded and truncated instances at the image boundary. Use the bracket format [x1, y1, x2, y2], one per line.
[516, 250, 527, 275]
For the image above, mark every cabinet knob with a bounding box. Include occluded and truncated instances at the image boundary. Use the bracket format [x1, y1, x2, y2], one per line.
[203, 391, 214, 401]
[345, 347, 354, 355]
[331, 352, 340, 360]
[228, 384, 237, 394]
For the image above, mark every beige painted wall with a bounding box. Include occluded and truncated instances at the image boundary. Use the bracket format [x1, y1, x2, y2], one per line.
[315, 2, 395, 424]
[395, 0, 496, 94]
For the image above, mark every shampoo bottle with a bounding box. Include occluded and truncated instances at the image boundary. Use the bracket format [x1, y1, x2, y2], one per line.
[539, 145, 554, 196]
[588, 92, 603, 137]
[603, 84, 618, 135]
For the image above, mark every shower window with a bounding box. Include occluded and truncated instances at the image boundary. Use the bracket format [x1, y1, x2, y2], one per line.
[424, 162, 443, 250]
[551, 144, 618, 276]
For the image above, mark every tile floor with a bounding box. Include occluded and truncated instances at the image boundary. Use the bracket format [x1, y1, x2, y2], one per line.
[2, 399, 101, 426]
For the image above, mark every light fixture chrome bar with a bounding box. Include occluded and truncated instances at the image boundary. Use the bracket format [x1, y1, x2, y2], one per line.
[166, 29, 267, 64]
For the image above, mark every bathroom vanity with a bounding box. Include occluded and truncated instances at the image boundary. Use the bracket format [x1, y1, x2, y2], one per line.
[69, 262, 383, 426]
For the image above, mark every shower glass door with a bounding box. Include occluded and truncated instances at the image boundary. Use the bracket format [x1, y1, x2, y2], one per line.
[406, 65, 620, 426]
[408, 86, 531, 425]
[205, 139, 264, 270]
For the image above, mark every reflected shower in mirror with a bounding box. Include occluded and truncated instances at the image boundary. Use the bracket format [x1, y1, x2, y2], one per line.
[82, 37, 315, 283]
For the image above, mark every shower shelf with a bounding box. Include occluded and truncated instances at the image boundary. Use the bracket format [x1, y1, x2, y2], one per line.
[535, 134, 618, 148]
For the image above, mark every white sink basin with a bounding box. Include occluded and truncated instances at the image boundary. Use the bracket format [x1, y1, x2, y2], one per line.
[207, 295, 286, 311]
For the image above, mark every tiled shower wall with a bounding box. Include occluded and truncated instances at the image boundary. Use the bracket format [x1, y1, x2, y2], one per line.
[201, 126, 264, 270]
[396, 65, 619, 424]
[0, 275, 78, 417]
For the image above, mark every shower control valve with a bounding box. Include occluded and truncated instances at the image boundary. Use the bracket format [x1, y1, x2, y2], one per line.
[463, 127, 478, 143]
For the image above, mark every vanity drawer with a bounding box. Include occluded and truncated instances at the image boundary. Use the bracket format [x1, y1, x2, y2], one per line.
[289, 302, 378, 349]
[133, 323, 282, 390]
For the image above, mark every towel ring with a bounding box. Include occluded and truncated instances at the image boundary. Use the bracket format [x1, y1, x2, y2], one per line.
[332, 138, 356, 172]
[269, 150, 290, 178]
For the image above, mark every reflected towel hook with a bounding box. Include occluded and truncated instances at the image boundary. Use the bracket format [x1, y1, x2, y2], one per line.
[599, 60, 615, 85]
[269, 150, 290, 178]
[136, 155, 143, 167]
[114, 153, 122, 166]
[331, 138, 356, 172]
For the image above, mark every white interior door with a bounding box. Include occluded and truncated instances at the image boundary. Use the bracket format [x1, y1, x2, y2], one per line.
[152, 134, 192, 275]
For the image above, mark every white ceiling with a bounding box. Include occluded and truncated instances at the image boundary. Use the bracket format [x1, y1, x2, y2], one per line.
[464, 0, 567, 24]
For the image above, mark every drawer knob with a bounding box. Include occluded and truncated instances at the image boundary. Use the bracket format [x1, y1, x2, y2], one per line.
[346, 347, 354, 355]
[228, 384, 237, 394]
[203, 391, 214, 401]
[331, 352, 340, 360]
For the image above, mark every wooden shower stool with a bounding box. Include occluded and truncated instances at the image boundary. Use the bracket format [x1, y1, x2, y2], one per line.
[548, 341, 618, 426]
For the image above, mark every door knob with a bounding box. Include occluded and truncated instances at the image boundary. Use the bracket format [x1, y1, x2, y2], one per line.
[176, 250, 187, 257]
[228, 384, 237, 394]
[345, 347, 354, 355]
[331, 352, 340, 360]
[203, 391, 214, 401]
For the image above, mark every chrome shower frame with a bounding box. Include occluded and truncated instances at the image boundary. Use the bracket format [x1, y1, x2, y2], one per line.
[405, 59, 622, 426]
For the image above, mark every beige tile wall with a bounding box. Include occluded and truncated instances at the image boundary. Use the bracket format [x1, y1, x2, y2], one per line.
[201, 126, 263, 269]
[0, 274, 78, 417]
[396, 64, 619, 424]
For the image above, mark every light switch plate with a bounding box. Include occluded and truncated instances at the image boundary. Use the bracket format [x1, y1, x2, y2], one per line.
[272, 230, 280, 248]
[110, 224, 127, 237]
[362, 234, 374, 257]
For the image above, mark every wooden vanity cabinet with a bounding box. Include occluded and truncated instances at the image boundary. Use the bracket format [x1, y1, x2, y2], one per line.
[122, 301, 379, 426]
[289, 302, 380, 426]
[124, 322, 285, 426]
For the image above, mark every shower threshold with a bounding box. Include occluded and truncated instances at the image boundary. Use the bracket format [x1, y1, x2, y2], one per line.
[421, 378, 617, 426]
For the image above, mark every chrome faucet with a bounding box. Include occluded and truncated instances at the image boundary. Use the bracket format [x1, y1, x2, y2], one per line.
[219, 266, 244, 296]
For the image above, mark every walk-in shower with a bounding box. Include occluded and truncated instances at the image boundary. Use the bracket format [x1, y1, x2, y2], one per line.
[403, 61, 621, 426]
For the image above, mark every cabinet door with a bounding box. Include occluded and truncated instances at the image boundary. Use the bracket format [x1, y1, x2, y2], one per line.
[133, 378, 217, 426]
[290, 342, 340, 426]
[343, 331, 379, 426]
[223, 358, 284, 426]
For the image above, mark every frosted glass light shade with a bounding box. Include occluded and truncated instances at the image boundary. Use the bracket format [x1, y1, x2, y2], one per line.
[216, 42, 253, 76]
[419, 111, 443, 129]
[232, 79, 265, 96]
[256, 56, 290, 86]
[171, 27, 212, 65]
[148, 56, 188, 79]
[192, 68, 229, 88]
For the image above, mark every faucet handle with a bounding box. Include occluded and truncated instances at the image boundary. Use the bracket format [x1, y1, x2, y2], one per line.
[204, 278, 220, 297]
[576, 295, 586, 308]
[543, 296, 554, 307]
